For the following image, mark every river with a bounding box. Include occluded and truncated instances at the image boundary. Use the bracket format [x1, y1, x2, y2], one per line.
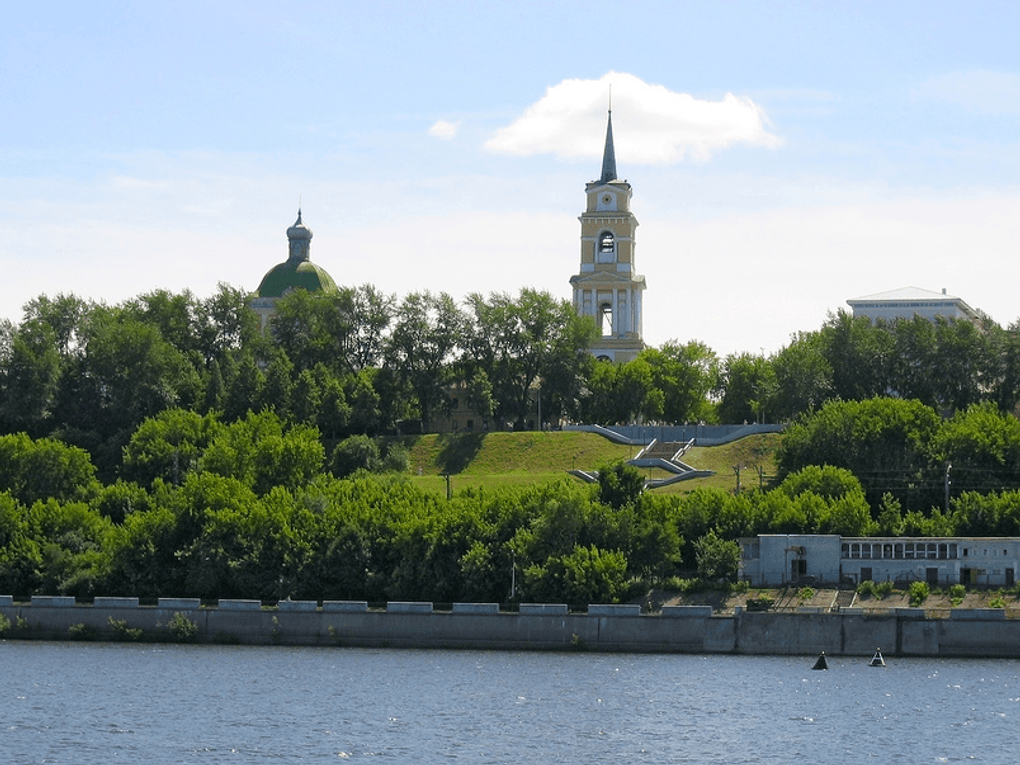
[2, 642, 1018, 763]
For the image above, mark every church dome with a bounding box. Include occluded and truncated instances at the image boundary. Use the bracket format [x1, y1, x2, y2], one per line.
[256, 259, 338, 298]
[256, 210, 338, 298]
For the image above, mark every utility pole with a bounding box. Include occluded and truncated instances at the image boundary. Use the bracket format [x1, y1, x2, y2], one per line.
[944, 463, 952, 513]
[509, 550, 516, 601]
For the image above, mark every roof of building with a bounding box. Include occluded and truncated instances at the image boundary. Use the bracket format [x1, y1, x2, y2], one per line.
[846, 286, 979, 321]
[848, 286, 962, 303]
[256, 211, 338, 298]
[599, 110, 617, 183]
[257, 259, 338, 298]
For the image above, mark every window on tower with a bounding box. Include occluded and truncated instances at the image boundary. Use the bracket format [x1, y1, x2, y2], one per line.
[596, 232, 615, 263]
[599, 302, 614, 337]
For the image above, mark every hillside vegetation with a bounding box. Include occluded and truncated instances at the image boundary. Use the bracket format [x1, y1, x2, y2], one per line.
[403, 431, 782, 495]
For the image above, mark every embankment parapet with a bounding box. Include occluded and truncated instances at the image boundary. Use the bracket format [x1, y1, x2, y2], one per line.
[2, 598, 1019, 657]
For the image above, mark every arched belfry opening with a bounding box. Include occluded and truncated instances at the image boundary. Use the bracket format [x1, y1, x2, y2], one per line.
[597, 231, 616, 262]
[599, 302, 614, 337]
[569, 109, 646, 363]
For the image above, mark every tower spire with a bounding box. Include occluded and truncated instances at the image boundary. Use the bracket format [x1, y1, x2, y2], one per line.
[599, 108, 617, 183]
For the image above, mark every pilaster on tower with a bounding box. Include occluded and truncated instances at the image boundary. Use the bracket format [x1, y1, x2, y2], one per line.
[569, 110, 646, 363]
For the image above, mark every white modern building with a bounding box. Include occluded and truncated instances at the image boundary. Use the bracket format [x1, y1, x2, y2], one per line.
[846, 286, 979, 324]
[740, 534, 1020, 588]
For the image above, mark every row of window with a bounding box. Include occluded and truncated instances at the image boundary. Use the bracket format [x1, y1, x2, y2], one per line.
[842, 542, 959, 560]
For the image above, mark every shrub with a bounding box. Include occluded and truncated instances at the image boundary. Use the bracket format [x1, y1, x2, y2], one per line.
[990, 596, 1007, 609]
[874, 580, 894, 599]
[381, 443, 410, 474]
[523, 545, 628, 605]
[662, 576, 698, 593]
[0, 613, 10, 634]
[68, 622, 97, 641]
[164, 611, 199, 643]
[746, 594, 774, 611]
[909, 581, 930, 607]
[108, 616, 143, 641]
[331, 435, 380, 478]
[694, 530, 740, 581]
[948, 583, 966, 606]
[856, 579, 877, 598]
[797, 587, 815, 602]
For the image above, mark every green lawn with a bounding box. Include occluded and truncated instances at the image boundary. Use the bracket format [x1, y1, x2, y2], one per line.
[401, 430, 782, 496]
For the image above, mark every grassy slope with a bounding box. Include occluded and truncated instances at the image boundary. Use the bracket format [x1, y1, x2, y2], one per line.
[403, 431, 782, 495]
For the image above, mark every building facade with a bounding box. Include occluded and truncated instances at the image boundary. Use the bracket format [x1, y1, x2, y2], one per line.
[846, 286, 979, 324]
[740, 534, 1020, 588]
[569, 111, 646, 362]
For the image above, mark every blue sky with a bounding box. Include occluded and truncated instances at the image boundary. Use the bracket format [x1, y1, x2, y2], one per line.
[4, 1, 1020, 357]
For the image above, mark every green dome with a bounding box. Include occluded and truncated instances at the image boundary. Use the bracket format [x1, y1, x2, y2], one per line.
[257, 259, 338, 298]
[255, 210, 338, 298]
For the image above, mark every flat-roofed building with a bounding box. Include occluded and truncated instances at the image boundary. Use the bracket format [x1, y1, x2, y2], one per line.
[740, 534, 1020, 588]
[846, 286, 979, 324]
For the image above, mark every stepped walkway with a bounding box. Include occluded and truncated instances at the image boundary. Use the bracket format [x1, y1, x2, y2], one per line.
[569, 436, 715, 488]
[564, 422, 782, 447]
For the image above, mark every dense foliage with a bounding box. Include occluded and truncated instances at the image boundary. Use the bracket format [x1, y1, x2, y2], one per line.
[1, 284, 1020, 603]
[778, 398, 1020, 512]
[3, 416, 1020, 601]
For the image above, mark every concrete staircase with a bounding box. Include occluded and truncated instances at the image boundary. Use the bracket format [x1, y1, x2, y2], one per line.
[830, 589, 857, 612]
[629, 438, 714, 488]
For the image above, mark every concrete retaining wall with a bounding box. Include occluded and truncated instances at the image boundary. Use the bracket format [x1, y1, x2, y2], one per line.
[3, 599, 1020, 656]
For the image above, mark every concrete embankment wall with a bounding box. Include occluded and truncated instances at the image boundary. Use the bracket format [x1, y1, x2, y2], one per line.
[3, 596, 1019, 657]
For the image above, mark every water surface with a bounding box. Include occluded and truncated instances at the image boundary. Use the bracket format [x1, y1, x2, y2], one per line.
[2, 642, 1017, 763]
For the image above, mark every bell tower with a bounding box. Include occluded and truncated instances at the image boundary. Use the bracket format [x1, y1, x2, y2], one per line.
[569, 110, 646, 362]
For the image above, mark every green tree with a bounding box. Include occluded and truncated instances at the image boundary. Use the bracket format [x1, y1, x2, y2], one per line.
[20, 293, 93, 357]
[463, 289, 597, 429]
[694, 529, 740, 580]
[53, 307, 202, 456]
[777, 397, 942, 511]
[819, 310, 894, 401]
[717, 352, 776, 424]
[331, 435, 380, 477]
[196, 283, 260, 364]
[597, 461, 644, 510]
[199, 410, 325, 495]
[0, 319, 61, 435]
[0, 433, 99, 506]
[523, 544, 628, 605]
[769, 331, 832, 420]
[932, 401, 1020, 495]
[0, 493, 44, 594]
[122, 408, 222, 487]
[639, 340, 719, 424]
[386, 291, 462, 429]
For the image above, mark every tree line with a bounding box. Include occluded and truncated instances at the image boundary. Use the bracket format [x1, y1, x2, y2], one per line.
[3, 411, 1020, 602]
[2, 283, 1020, 601]
[5, 285, 1017, 486]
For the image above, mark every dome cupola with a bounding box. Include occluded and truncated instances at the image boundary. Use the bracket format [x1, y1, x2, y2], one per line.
[255, 210, 338, 299]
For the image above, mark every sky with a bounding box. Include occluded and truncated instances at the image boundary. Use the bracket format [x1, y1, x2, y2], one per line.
[4, 0, 1020, 358]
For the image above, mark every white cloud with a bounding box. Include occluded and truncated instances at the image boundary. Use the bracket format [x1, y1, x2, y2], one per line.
[916, 69, 1020, 116]
[429, 119, 461, 140]
[485, 72, 781, 163]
